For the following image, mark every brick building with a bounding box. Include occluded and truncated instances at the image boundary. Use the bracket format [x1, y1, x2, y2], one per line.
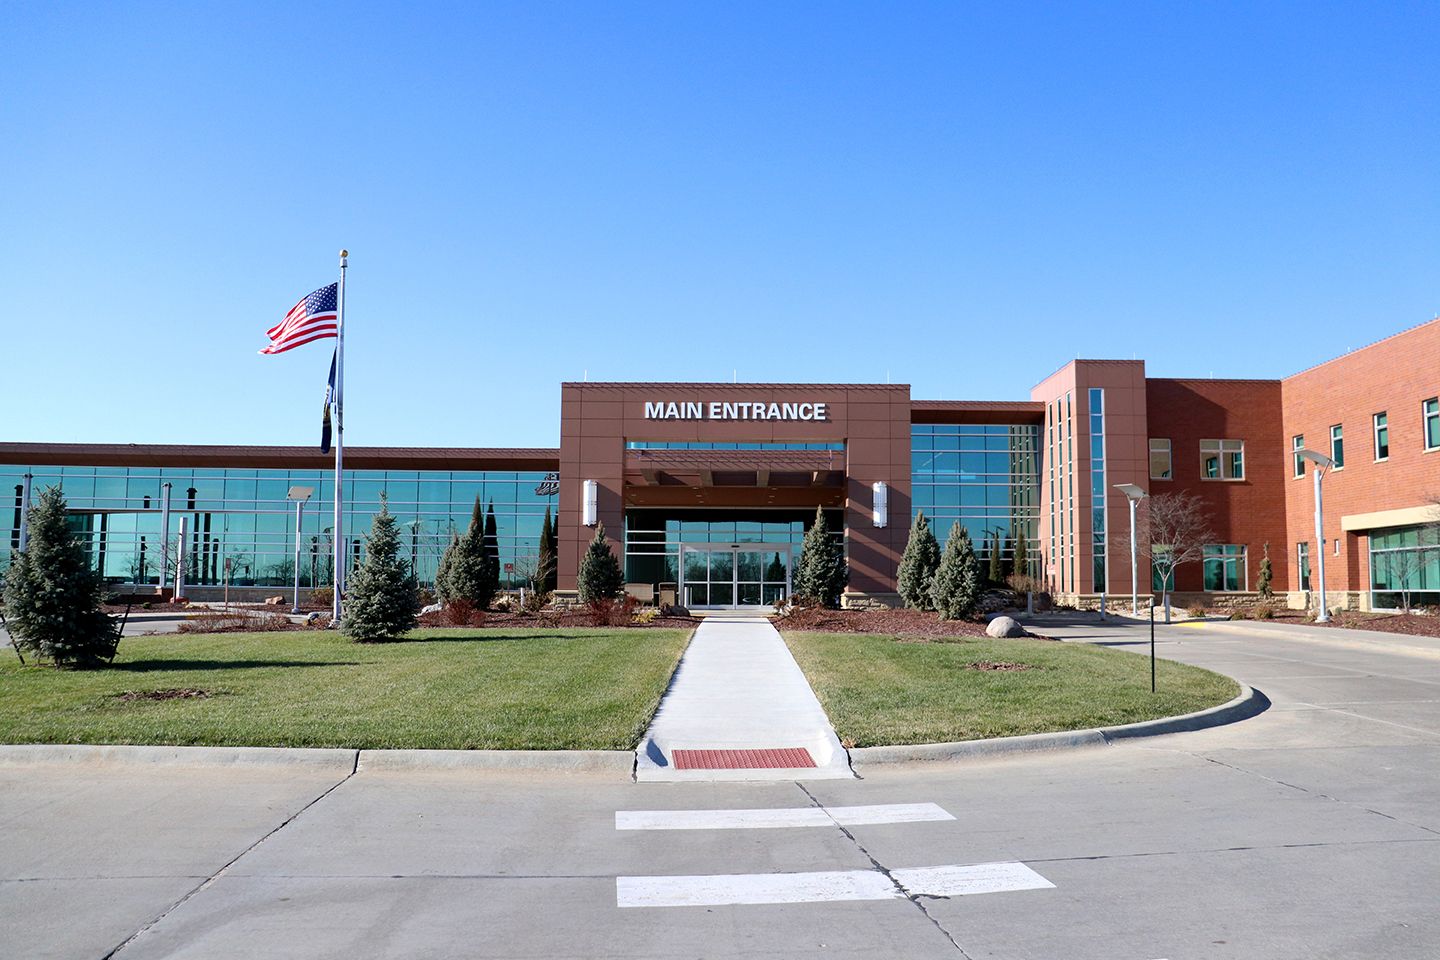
[5, 320, 1437, 611]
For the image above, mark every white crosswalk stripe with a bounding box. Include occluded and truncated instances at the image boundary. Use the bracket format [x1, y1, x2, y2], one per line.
[616, 802, 954, 831]
[617, 861, 1054, 908]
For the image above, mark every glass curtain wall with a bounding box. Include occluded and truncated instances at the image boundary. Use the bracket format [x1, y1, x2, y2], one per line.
[2, 465, 557, 589]
[1370, 524, 1440, 609]
[1089, 389, 1107, 592]
[911, 424, 1041, 576]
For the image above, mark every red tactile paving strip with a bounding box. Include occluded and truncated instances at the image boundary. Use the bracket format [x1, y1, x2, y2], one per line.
[673, 748, 816, 770]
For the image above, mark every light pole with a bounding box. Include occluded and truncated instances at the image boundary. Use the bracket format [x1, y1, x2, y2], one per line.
[288, 486, 315, 614]
[1115, 483, 1148, 616]
[1297, 449, 1334, 622]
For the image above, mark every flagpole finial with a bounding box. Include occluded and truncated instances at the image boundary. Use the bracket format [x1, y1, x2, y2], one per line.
[340, 249, 348, 258]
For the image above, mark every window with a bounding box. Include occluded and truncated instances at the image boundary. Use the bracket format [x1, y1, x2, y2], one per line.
[1203, 544, 1246, 591]
[1201, 440, 1244, 480]
[1297, 542, 1311, 591]
[1374, 413, 1389, 460]
[1330, 425, 1344, 469]
[1425, 399, 1439, 451]
[1151, 545, 1174, 592]
[1149, 439, 1172, 479]
[1293, 435, 1305, 478]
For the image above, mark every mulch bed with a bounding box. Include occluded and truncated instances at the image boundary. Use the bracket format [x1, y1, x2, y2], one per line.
[773, 606, 1023, 639]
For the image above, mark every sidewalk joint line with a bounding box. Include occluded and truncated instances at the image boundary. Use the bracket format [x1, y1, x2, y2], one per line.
[797, 783, 973, 958]
[101, 749, 362, 960]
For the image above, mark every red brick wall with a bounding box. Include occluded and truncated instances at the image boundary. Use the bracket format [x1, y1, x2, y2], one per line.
[1280, 319, 1440, 594]
[1145, 379, 1287, 593]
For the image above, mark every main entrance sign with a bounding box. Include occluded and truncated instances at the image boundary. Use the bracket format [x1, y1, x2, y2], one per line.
[644, 401, 830, 421]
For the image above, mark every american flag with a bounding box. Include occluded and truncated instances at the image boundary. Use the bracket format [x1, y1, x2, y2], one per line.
[259, 283, 338, 354]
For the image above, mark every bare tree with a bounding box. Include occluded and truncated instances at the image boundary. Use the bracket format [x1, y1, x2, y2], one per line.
[1112, 491, 1216, 605]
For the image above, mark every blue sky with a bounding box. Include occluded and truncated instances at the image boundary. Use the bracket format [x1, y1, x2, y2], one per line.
[4, 2, 1437, 449]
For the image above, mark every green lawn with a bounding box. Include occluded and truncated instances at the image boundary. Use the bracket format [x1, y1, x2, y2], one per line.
[0, 627, 693, 750]
[783, 631, 1239, 747]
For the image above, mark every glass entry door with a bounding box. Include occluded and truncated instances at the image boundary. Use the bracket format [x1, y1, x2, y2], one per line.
[682, 545, 791, 610]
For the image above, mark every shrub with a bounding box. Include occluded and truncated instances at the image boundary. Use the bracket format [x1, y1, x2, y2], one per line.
[896, 511, 940, 610]
[578, 523, 624, 603]
[416, 587, 436, 608]
[177, 611, 290, 634]
[586, 595, 637, 627]
[438, 498, 497, 610]
[309, 587, 334, 606]
[520, 589, 552, 615]
[794, 507, 848, 608]
[342, 494, 420, 642]
[1228, 610, 1250, 620]
[931, 521, 982, 620]
[1186, 602, 1208, 619]
[632, 605, 659, 625]
[2, 485, 118, 667]
[1254, 605, 1274, 619]
[444, 598, 485, 626]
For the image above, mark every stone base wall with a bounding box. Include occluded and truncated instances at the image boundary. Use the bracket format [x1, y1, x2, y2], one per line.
[1284, 590, 1364, 613]
[841, 592, 904, 611]
[550, 590, 583, 612]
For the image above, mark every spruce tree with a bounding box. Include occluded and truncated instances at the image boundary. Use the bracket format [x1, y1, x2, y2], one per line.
[537, 507, 557, 594]
[342, 494, 419, 641]
[1012, 531, 1030, 582]
[931, 521, 982, 620]
[577, 522, 623, 602]
[896, 511, 940, 609]
[483, 501, 501, 593]
[794, 506, 848, 607]
[438, 497, 495, 609]
[434, 531, 458, 600]
[988, 530, 1004, 585]
[2, 485, 119, 666]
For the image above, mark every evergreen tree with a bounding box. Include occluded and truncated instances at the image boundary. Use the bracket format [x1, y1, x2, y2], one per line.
[794, 506, 848, 607]
[988, 530, 1004, 585]
[343, 494, 419, 641]
[483, 501, 501, 593]
[2, 486, 119, 666]
[438, 497, 495, 609]
[1012, 531, 1030, 582]
[434, 531, 458, 600]
[1257, 541, 1274, 599]
[537, 507, 557, 594]
[931, 521, 982, 620]
[896, 511, 940, 610]
[577, 522, 623, 602]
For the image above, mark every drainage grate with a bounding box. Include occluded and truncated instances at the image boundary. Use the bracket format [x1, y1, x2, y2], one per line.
[672, 748, 816, 770]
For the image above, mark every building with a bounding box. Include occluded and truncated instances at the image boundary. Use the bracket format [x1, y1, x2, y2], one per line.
[5, 320, 1438, 611]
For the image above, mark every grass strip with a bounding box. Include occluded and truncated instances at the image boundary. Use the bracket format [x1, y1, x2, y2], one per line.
[782, 631, 1239, 747]
[0, 627, 693, 751]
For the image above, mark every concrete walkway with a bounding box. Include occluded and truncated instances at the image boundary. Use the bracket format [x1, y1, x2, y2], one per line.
[636, 616, 853, 782]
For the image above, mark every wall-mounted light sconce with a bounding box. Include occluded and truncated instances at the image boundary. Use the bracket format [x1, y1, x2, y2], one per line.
[582, 480, 598, 526]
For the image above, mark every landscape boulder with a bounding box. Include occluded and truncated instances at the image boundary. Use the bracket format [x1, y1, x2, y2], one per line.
[985, 615, 1027, 638]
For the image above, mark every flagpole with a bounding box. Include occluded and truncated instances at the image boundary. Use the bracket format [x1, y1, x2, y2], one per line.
[332, 250, 347, 625]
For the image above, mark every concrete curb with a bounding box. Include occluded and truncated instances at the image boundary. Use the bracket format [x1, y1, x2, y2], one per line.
[0, 686, 1267, 777]
[358, 749, 634, 776]
[0, 743, 636, 778]
[0, 744, 360, 772]
[849, 682, 1269, 769]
